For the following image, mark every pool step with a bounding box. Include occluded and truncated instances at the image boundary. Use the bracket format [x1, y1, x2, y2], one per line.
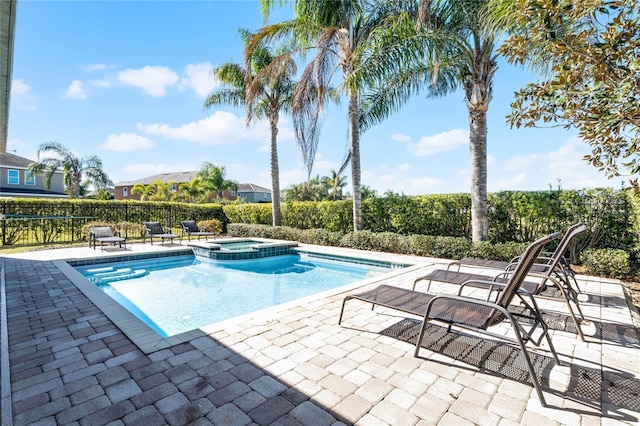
[90, 268, 149, 283]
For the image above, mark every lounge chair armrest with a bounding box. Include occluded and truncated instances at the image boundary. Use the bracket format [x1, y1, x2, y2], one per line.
[446, 261, 462, 272]
[458, 279, 507, 300]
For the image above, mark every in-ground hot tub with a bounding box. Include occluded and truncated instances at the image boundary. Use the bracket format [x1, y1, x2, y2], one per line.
[187, 238, 298, 260]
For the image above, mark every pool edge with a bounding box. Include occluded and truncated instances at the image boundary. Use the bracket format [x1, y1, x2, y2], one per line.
[54, 260, 204, 354]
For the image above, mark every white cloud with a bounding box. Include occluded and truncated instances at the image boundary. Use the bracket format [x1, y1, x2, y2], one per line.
[84, 64, 108, 72]
[101, 133, 155, 152]
[65, 80, 87, 100]
[377, 175, 443, 195]
[409, 129, 468, 156]
[117, 66, 179, 96]
[11, 78, 31, 96]
[120, 163, 196, 178]
[178, 62, 219, 98]
[496, 172, 528, 190]
[138, 111, 275, 145]
[89, 79, 111, 88]
[504, 154, 538, 171]
[391, 133, 412, 142]
[11, 79, 36, 111]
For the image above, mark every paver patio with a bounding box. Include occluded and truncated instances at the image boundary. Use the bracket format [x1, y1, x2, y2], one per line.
[1, 243, 639, 425]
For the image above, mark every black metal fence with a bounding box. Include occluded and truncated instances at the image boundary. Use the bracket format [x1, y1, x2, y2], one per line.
[0, 200, 228, 247]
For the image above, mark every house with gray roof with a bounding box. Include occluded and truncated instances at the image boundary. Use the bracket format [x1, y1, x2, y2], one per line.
[0, 152, 67, 198]
[114, 171, 271, 203]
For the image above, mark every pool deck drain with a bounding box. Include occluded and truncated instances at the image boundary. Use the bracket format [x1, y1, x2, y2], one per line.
[1, 242, 639, 425]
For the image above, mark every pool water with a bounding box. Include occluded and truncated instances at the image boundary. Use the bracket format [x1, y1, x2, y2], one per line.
[217, 240, 263, 251]
[76, 254, 389, 337]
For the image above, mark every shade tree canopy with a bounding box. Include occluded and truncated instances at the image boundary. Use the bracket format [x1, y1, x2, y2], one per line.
[494, 0, 640, 179]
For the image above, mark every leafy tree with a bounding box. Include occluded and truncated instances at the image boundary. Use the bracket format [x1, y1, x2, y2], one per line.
[179, 177, 205, 204]
[205, 30, 296, 226]
[258, 0, 393, 232]
[360, 0, 498, 242]
[493, 0, 640, 179]
[197, 162, 238, 199]
[360, 185, 378, 199]
[28, 141, 112, 198]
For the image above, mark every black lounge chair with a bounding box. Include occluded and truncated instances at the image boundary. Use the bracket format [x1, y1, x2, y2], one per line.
[339, 232, 562, 407]
[421, 223, 589, 341]
[90, 226, 126, 251]
[180, 220, 215, 241]
[142, 221, 181, 245]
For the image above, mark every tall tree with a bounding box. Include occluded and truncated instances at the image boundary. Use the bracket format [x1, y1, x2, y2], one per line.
[258, 0, 390, 232]
[28, 141, 112, 199]
[179, 177, 205, 204]
[359, 0, 498, 242]
[491, 0, 640, 181]
[205, 30, 296, 226]
[196, 162, 238, 199]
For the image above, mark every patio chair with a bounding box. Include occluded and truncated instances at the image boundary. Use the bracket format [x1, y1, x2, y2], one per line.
[90, 226, 126, 251]
[417, 223, 589, 341]
[448, 222, 587, 294]
[180, 220, 215, 242]
[142, 221, 181, 245]
[338, 232, 562, 407]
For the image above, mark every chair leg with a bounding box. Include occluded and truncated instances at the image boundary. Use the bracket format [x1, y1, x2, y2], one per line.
[504, 313, 549, 407]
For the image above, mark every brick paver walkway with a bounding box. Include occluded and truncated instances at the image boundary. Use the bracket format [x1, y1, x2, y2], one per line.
[1, 244, 639, 425]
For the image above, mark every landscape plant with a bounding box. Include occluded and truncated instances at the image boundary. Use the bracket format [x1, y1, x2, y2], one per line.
[27, 141, 112, 199]
[205, 30, 295, 227]
[493, 0, 640, 180]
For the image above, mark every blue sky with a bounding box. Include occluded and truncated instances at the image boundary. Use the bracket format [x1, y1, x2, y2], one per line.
[8, 0, 627, 195]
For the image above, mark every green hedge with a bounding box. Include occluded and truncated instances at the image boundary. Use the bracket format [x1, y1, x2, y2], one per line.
[223, 189, 636, 253]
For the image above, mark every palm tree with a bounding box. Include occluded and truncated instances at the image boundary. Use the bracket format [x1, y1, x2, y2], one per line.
[131, 183, 154, 201]
[196, 162, 238, 200]
[328, 169, 347, 200]
[179, 177, 205, 204]
[257, 0, 393, 232]
[355, 0, 498, 242]
[205, 30, 296, 226]
[28, 141, 112, 198]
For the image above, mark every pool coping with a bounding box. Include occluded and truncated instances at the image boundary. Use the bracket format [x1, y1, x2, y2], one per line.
[56, 246, 431, 354]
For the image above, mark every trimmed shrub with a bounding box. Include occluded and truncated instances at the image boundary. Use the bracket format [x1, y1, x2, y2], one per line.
[197, 219, 223, 235]
[470, 241, 530, 262]
[298, 228, 344, 246]
[581, 248, 631, 279]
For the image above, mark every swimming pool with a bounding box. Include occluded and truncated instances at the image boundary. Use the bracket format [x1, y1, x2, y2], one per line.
[75, 254, 392, 337]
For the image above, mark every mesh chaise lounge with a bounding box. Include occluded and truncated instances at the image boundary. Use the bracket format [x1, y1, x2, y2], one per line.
[180, 220, 215, 241]
[142, 221, 181, 245]
[338, 232, 562, 407]
[90, 226, 126, 251]
[415, 223, 589, 341]
[448, 222, 587, 293]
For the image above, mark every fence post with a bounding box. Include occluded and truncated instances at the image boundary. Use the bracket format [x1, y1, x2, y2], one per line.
[2, 203, 5, 246]
[71, 202, 76, 242]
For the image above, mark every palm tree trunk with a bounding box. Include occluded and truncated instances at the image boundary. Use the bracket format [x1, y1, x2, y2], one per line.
[270, 116, 282, 226]
[469, 107, 488, 242]
[349, 91, 362, 232]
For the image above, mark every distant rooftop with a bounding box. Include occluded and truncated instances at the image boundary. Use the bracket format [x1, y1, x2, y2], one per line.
[115, 171, 270, 193]
[0, 152, 34, 168]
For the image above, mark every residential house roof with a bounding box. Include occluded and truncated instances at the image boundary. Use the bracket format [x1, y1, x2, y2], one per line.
[0, 152, 34, 168]
[237, 183, 271, 193]
[114, 171, 199, 187]
[115, 172, 271, 193]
